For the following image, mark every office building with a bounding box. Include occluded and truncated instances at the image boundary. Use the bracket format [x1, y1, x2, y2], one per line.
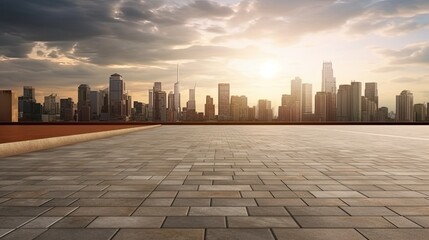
[218, 83, 230, 121]
[109, 73, 126, 120]
[351, 81, 362, 122]
[60, 98, 75, 121]
[291, 77, 302, 122]
[78, 84, 91, 121]
[396, 90, 413, 122]
[302, 83, 312, 114]
[336, 84, 351, 121]
[322, 62, 336, 93]
[365, 82, 378, 106]
[0, 90, 18, 122]
[414, 104, 427, 122]
[43, 93, 59, 115]
[258, 99, 272, 121]
[230, 95, 248, 121]
[205, 95, 215, 120]
[154, 91, 167, 122]
[18, 86, 42, 122]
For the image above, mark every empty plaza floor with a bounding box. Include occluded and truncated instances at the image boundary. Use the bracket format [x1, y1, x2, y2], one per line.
[1, 125, 429, 239]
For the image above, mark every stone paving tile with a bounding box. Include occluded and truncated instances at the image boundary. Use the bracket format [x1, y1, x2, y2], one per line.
[163, 216, 226, 228]
[88, 216, 164, 228]
[34, 229, 117, 240]
[0, 229, 13, 238]
[51, 216, 96, 228]
[2, 126, 429, 238]
[227, 216, 299, 228]
[70, 207, 136, 216]
[358, 229, 429, 240]
[189, 207, 247, 216]
[295, 216, 395, 228]
[287, 207, 347, 216]
[113, 229, 205, 240]
[273, 229, 367, 240]
[206, 229, 274, 240]
[247, 207, 290, 216]
[21, 216, 62, 228]
[1, 229, 46, 240]
[133, 207, 188, 216]
[341, 207, 397, 216]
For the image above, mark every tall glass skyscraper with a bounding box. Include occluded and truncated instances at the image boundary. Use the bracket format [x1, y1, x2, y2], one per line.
[109, 73, 126, 120]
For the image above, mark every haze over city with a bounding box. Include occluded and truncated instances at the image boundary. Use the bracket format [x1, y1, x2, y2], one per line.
[1, 0, 429, 112]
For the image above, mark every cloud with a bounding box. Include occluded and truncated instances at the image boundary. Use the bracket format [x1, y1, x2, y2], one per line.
[379, 42, 429, 65]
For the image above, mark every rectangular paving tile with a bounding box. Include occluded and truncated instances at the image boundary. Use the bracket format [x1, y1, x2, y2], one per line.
[113, 229, 204, 240]
[247, 207, 290, 216]
[206, 229, 275, 240]
[177, 191, 241, 198]
[287, 207, 347, 216]
[133, 207, 188, 216]
[163, 216, 226, 228]
[310, 191, 366, 198]
[88, 216, 164, 228]
[34, 229, 117, 240]
[358, 229, 429, 240]
[273, 229, 366, 240]
[295, 216, 395, 228]
[198, 185, 252, 191]
[51, 217, 96, 228]
[227, 216, 299, 228]
[189, 207, 247, 216]
[70, 207, 136, 216]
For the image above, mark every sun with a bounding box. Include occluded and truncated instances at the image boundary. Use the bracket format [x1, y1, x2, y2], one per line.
[259, 61, 280, 79]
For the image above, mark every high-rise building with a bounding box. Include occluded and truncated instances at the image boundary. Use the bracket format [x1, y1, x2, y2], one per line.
[100, 89, 109, 121]
[413, 104, 427, 122]
[18, 86, 42, 122]
[154, 91, 167, 122]
[109, 73, 126, 121]
[351, 81, 362, 122]
[218, 83, 230, 121]
[248, 106, 256, 121]
[205, 95, 215, 120]
[361, 96, 377, 122]
[153, 82, 162, 92]
[148, 89, 153, 121]
[90, 90, 103, 120]
[23, 86, 35, 100]
[167, 91, 175, 122]
[174, 65, 181, 121]
[365, 82, 378, 106]
[291, 77, 302, 122]
[336, 85, 351, 121]
[302, 83, 312, 114]
[43, 93, 59, 115]
[396, 90, 414, 122]
[60, 98, 74, 121]
[258, 99, 272, 121]
[378, 107, 389, 122]
[315, 92, 336, 122]
[133, 101, 145, 121]
[230, 95, 248, 121]
[78, 84, 91, 121]
[0, 90, 18, 122]
[278, 94, 292, 122]
[322, 62, 336, 93]
[187, 88, 196, 111]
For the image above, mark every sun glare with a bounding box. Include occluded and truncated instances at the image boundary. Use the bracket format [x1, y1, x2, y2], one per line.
[259, 61, 280, 79]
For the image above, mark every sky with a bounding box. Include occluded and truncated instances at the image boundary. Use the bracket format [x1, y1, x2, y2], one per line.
[1, 0, 429, 113]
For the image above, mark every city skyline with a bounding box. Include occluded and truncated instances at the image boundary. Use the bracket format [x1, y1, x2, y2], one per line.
[1, 1, 429, 112]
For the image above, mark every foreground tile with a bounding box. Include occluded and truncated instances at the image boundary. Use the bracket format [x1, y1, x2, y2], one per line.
[295, 216, 395, 228]
[189, 207, 247, 216]
[227, 216, 298, 228]
[34, 229, 117, 240]
[273, 229, 366, 240]
[113, 229, 204, 240]
[163, 216, 226, 228]
[358, 229, 429, 240]
[88, 216, 164, 228]
[206, 229, 274, 240]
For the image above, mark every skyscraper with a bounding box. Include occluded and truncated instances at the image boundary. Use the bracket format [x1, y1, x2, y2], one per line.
[23, 86, 35, 100]
[0, 90, 18, 122]
[396, 90, 413, 122]
[148, 89, 153, 121]
[167, 91, 175, 122]
[154, 91, 167, 122]
[153, 82, 162, 92]
[109, 73, 126, 121]
[302, 83, 312, 114]
[218, 83, 230, 121]
[18, 86, 42, 121]
[365, 82, 378, 106]
[174, 65, 181, 121]
[315, 92, 327, 122]
[78, 84, 91, 121]
[90, 91, 103, 120]
[230, 95, 248, 121]
[351, 81, 362, 122]
[322, 62, 336, 93]
[43, 93, 59, 115]
[258, 99, 272, 121]
[205, 95, 215, 120]
[60, 98, 74, 121]
[291, 77, 302, 122]
[336, 84, 351, 121]
[187, 88, 196, 111]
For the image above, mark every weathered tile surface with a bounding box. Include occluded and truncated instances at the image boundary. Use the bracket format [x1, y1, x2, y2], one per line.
[1, 125, 429, 239]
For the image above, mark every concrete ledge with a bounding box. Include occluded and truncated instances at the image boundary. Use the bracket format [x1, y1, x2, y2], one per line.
[0, 125, 161, 158]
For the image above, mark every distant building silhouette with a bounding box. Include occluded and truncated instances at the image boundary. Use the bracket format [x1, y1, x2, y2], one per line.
[109, 73, 127, 121]
[218, 83, 230, 121]
[0, 90, 18, 122]
[205, 95, 215, 120]
[78, 84, 91, 121]
[396, 90, 413, 122]
[351, 81, 362, 122]
[322, 62, 336, 93]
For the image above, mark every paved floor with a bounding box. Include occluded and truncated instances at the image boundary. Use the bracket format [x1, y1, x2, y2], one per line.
[1, 125, 429, 239]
